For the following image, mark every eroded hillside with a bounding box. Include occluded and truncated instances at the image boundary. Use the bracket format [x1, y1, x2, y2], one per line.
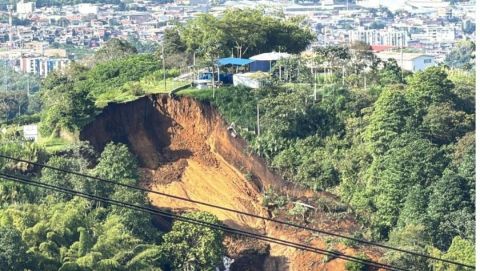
[80, 94, 382, 271]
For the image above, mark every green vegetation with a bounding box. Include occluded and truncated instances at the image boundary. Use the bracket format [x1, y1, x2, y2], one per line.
[161, 212, 224, 270]
[0, 142, 224, 270]
[93, 38, 138, 64]
[444, 40, 475, 70]
[0, 9, 475, 270]
[0, 61, 41, 123]
[345, 254, 369, 271]
[37, 135, 72, 153]
[181, 65, 475, 269]
[429, 236, 475, 271]
[38, 49, 183, 136]
[164, 8, 315, 64]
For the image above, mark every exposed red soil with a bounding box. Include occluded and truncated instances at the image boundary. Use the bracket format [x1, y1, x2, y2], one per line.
[80, 95, 385, 271]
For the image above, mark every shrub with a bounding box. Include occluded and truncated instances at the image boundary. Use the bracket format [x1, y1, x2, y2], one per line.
[345, 254, 369, 271]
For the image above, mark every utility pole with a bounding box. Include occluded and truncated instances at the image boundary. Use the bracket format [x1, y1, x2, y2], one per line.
[192, 50, 197, 83]
[313, 68, 317, 101]
[7, 4, 13, 49]
[162, 44, 166, 92]
[363, 72, 367, 91]
[279, 65, 282, 81]
[211, 65, 215, 95]
[26, 76, 30, 109]
[400, 45, 404, 81]
[4, 61, 7, 95]
[296, 60, 300, 81]
[256, 103, 260, 136]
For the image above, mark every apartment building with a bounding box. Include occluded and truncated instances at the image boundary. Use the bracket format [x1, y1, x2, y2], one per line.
[19, 54, 70, 77]
[349, 27, 409, 47]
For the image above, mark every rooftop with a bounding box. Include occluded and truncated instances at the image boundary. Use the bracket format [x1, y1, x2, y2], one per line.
[376, 51, 434, 61]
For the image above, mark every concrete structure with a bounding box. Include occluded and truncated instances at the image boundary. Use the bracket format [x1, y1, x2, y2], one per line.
[19, 55, 70, 77]
[249, 52, 291, 72]
[0, 0, 469, 64]
[349, 28, 409, 47]
[77, 3, 99, 15]
[16, 0, 35, 18]
[43, 48, 68, 58]
[410, 26, 456, 44]
[375, 52, 435, 72]
[233, 72, 269, 89]
[425, 26, 456, 43]
[23, 124, 38, 141]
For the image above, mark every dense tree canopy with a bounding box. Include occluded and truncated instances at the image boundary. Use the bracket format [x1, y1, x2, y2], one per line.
[444, 40, 475, 70]
[187, 63, 475, 265]
[170, 8, 315, 61]
[0, 141, 226, 270]
[94, 38, 138, 64]
[161, 212, 224, 270]
[0, 22, 475, 270]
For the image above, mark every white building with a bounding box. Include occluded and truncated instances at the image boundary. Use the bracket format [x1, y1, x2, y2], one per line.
[411, 26, 456, 44]
[16, 0, 35, 18]
[425, 26, 456, 43]
[349, 28, 409, 47]
[375, 52, 435, 72]
[19, 55, 71, 78]
[77, 3, 99, 15]
[23, 124, 38, 141]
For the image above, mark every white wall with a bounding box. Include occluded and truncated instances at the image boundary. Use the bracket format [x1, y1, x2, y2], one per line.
[410, 56, 435, 72]
[17, 2, 34, 14]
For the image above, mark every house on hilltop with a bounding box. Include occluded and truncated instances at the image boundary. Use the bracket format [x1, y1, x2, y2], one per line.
[375, 52, 435, 72]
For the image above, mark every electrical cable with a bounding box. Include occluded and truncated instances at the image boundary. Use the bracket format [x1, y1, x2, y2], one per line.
[0, 172, 407, 271]
[0, 154, 475, 269]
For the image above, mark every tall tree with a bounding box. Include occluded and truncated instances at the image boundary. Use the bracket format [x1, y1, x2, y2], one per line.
[161, 212, 224, 271]
[369, 133, 446, 236]
[0, 226, 32, 270]
[420, 102, 473, 145]
[94, 38, 138, 63]
[429, 236, 475, 271]
[444, 41, 475, 70]
[176, 8, 314, 60]
[363, 87, 413, 157]
[406, 67, 455, 117]
[39, 80, 95, 136]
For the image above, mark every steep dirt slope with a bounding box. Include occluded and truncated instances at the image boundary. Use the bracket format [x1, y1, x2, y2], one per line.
[80, 95, 382, 271]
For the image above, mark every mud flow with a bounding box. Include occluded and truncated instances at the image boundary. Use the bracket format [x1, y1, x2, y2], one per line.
[80, 95, 383, 271]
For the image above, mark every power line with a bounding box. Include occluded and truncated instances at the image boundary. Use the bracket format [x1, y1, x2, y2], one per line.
[0, 172, 406, 271]
[0, 154, 475, 269]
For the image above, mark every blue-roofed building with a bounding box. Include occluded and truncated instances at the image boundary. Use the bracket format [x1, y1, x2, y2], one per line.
[212, 57, 254, 84]
[216, 57, 254, 66]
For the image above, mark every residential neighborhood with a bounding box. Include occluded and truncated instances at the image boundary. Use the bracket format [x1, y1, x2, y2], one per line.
[0, 0, 475, 270]
[0, 0, 475, 77]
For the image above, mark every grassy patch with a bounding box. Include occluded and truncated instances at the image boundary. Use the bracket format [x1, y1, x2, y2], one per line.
[38, 136, 72, 153]
[177, 87, 215, 100]
[95, 78, 190, 107]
